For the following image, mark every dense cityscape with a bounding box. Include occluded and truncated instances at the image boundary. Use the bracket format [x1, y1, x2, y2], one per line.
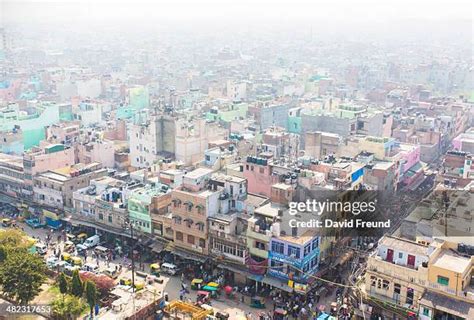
[0, 1, 473, 319]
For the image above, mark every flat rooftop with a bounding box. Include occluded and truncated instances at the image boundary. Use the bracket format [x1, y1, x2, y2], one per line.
[432, 250, 471, 274]
[185, 167, 214, 179]
[379, 236, 429, 257]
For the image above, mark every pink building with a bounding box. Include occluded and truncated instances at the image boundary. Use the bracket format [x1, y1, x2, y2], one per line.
[243, 156, 279, 197]
[22, 143, 76, 197]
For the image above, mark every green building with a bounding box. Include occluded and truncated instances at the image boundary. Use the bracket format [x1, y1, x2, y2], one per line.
[0, 102, 61, 151]
[206, 102, 248, 124]
[128, 185, 169, 234]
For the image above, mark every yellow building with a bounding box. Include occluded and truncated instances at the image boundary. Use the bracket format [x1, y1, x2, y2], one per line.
[418, 240, 474, 320]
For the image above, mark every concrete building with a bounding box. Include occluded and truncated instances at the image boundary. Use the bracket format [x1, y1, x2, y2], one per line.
[33, 162, 105, 209]
[170, 168, 219, 255]
[77, 139, 115, 168]
[0, 153, 24, 197]
[0, 102, 61, 151]
[365, 236, 430, 314]
[248, 101, 289, 131]
[129, 114, 176, 168]
[73, 100, 103, 127]
[72, 176, 130, 237]
[128, 184, 172, 235]
[301, 104, 384, 138]
[268, 230, 320, 291]
[304, 131, 342, 159]
[23, 143, 76, 197]
[175, 119, 227, 166]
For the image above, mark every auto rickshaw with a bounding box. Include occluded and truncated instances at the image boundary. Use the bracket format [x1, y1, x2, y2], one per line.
[134, 281, 144, 291]
[273, 308, 289, 320]
[66, 233, 76, 243]
[206, 282, 220, 290]
[64, 241, 75, 253]
[71, 256, 82, 266]
[77, 233, 88, 243]
[119, 278, 132, 286]
[150, 263, 160, 276]
[2, 218, 12, 227]
[191, 278, 204, 290]
[202, 285, 219, 298]
[250, 296, 266, 309]
[61, 252, 72, 262]
[196, 291, 211, 305]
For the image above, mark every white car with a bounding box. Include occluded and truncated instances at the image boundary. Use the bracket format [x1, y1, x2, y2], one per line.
[46, 256, 58, 268]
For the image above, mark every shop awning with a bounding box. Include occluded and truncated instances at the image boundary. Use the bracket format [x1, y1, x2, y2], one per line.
[419, 291, 474, 319]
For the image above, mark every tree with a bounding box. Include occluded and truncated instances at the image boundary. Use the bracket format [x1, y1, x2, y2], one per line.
[0, 229, 32, 262]
[79, 272, 114, 297]
[0, 249, 46, 304]
[58, 273, 69, 298]
[0, 229, 31, 250]
[51, 294, 86, 320]
[71, 270, 83, 297]
[84, 280, 97, 319]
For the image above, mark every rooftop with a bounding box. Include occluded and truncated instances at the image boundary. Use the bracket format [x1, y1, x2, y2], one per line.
[379, 236, 429, 257]
[185, 167, 214, 179]
[432, 250, 471, 274]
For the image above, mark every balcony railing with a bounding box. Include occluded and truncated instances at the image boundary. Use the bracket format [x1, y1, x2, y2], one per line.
[427, 282, 474, 301]
[367, 256, 428, 286]
[247, 227, 272, 242]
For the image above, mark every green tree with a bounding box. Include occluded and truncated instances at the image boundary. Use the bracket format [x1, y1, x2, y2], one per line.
[51, 294, 86, 320]
[0, 249, 47, 304]
[71, 270, 83, 297]
[84, 281, 97, 319]
[0, 228, 30, 249]
[58, 273, 69, 298]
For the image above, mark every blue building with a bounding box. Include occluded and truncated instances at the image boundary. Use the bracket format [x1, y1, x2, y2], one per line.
[268, 231, 320, 284]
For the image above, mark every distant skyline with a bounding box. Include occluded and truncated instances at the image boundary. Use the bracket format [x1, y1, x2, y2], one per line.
[3, 0, 473, 25]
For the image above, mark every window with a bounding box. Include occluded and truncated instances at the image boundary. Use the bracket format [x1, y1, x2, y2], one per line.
[437, 276, 449, 286]
[406, 288, 414, 305]
[255, 241, 265, 250]
[423, 308, 430, 316]
[108, 215, 112, 223]
[199, 238, 205, 248]
[176, 231, 183, 241]
[398, 252, 403, 259]
[370, 276, 376, 287]
[304, 244, 311, 257]
[246, 164, 249, 170]
[187, 235, 195, 245]
[271, 241, 284, 254]
[270, 260, 284, 270]
[288, 245, 300, 259]
[312, 238, 319, 250]
[259, 167, 264, 174]
[98, 213, 104, 220]
[394, 283, 401, 294]
[382, 280, 389, 290]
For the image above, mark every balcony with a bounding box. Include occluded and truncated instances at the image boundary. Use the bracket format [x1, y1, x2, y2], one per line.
[427, 282, 474, 302]
[367, 255, 428, 286]
[249, 246, 268, 259]
[247, 227, 272, 243]
[208, 229, 246, 245]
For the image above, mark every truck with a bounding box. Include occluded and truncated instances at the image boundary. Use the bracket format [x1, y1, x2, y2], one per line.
[83, 235, 100, 248]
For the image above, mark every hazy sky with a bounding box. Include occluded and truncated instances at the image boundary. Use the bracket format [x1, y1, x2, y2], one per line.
[3, 0, 473, 24]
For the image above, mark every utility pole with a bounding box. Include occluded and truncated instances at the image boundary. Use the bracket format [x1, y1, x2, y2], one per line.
[130, 222, 136, 293]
